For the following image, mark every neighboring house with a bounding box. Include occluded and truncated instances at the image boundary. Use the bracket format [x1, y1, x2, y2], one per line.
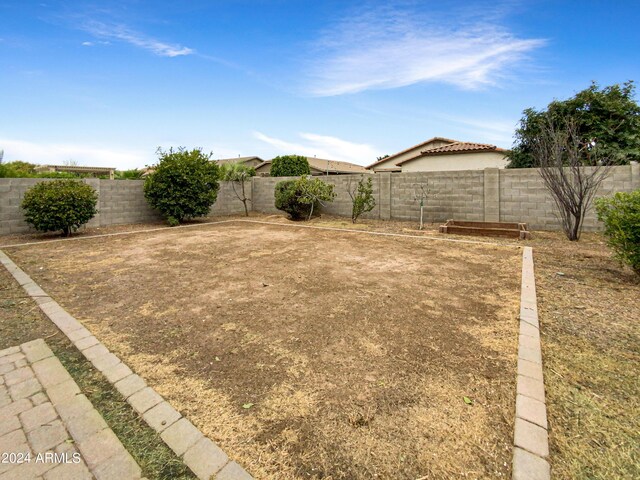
[34, 165, 115, 179]
[367, 137, 508, 172]
[254, 157, 369, 176]
[215, 156, 265, 168]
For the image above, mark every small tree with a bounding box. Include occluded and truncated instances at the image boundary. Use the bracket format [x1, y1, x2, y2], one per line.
[532, 116, 611, 241]
[413, 183, 431, 230]
[275, 176, 336, 220]
[347, 175, 375, 223]
[596, 190, 640, 275]
[21, 180, 98, 236]
[297, 176, 336, 220]
[219, 162, 256, 216]
[144, 147, 220, 226]
[270, 155, 311, 177]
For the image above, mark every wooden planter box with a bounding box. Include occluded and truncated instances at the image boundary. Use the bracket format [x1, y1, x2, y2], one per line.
[439, 220, 531, 240]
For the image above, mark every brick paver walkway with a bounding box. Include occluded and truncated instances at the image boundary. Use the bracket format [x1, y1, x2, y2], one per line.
[0, 339, 141, 480]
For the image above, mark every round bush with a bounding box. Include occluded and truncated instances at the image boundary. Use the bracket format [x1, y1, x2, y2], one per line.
[270, 155, 311, 177]
[274, 176, 336, 220]
[21, 180, 98, 236]
[596, 189, 640, 275]
[274, 180, 310, 220]
[144, 147, 220, 225]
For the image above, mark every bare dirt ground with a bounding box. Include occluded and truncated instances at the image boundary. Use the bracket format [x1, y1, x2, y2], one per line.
[4, 220, 522, 479]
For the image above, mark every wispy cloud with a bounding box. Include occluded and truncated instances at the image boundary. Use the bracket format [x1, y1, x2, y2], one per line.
[307, 3, 545, 96]
[254, 132, 381, 165]
[81, 20, 193, 57]
[0, 138, 149, 169]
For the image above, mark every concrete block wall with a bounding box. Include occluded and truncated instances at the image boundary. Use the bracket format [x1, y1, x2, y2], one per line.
[209, 181, 251, 216]
[389, 171, 485, 223]
[1, 165, 637, 235]
[499, 164, 639, 230]
[98, 180, 161, 226]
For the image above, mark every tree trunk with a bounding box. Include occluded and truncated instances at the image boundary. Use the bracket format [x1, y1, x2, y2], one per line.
[241, 182, 249, 217]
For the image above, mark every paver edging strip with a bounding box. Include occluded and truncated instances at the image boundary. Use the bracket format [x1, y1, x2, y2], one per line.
[1, 338, 141, 479]
[0, 249, 254, 480]
[513, 246, 551, 480]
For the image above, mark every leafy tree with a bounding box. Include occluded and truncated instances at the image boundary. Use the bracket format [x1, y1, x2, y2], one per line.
[21, 180, 98, 236]
[533, 116, 611, 241]
[596, 190, 640, 275]
[376, 154, 390, 161]
[275, 176, 336, 220]
[509, 81, 640, 168]
[0, 161, 37, 178]
[115, 169, 144, 180]
[219, 162, 256, 216]
[347, 175, 376, 223]
[144, 147, 220, 226]
[270, 155, 311, 177]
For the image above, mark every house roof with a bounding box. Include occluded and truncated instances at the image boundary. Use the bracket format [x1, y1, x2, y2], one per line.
[215, 156, 264, 165]
[395, 142, 506, 165]
[306, 157, 368, 173]
[366, 137, 458, 169]
[257, 157, 368, 174]
[34, 165, 115, 173]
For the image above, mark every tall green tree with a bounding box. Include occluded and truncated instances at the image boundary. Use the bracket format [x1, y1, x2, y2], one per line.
[509, 81, 640, 168]
[270, 155, 311, 177]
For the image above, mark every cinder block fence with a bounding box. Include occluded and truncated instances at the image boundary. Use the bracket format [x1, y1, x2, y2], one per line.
[1, 164, 638, 235]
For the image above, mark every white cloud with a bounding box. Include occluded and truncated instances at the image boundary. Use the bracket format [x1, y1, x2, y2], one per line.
[307, 4, 545, 96]
[82, 20, 193, 57]
[81, 41, 94, 46]
[254, 132, 381, 166]
[0, 138, 150, 170]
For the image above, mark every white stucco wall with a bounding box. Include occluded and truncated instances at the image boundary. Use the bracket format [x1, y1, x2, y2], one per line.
[400, 151, 509, 172]
[370, 139, 453, 171]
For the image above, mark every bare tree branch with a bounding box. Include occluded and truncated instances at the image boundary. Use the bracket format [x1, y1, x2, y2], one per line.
[533, 116, 612, 240]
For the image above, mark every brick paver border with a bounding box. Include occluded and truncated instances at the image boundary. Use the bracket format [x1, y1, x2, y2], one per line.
[1, 339, 141, 479]
[0, 250, 253, 480]
[2, 224, 549, 479]
[513, 247, 550, 480]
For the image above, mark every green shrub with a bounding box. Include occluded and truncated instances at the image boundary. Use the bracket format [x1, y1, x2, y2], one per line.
[275, 180, 307, 220]
[21, 180, 98, 236]
[596, 190, 640, 275]
[348, 175, 375, 223]
[115, 169, 144, 180]
[143, 147, 220, 225]
[270, 155, 311, 177]
[275, 176, 336, 220]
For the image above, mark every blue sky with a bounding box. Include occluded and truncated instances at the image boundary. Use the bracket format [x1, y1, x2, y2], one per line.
[1, 0, 639, 169]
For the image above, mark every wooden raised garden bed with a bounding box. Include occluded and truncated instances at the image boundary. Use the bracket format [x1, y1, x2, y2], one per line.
[439, 220, 531, 240]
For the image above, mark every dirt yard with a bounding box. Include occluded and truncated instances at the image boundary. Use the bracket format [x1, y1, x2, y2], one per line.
[4, 221, 522, 479]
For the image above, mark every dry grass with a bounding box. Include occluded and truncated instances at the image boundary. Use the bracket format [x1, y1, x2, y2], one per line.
[2, 212, 637, 478]
[0, 267, 196, 480]
[4, 220, 521, 479]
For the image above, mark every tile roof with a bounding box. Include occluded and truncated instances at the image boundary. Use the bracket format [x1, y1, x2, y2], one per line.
[396, 142, 506, 165]
[257, 157, 369, 174]
[366, 137, 458, 169]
